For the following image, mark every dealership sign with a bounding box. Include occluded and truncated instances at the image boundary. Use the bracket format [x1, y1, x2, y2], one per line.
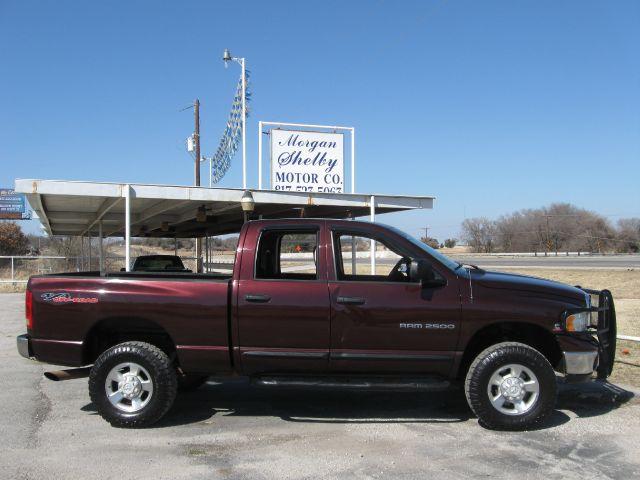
[270, 129, 344, 193]
[0, 188, 30, 220]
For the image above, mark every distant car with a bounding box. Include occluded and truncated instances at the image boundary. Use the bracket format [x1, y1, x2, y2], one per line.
[130, 255, 190, 272]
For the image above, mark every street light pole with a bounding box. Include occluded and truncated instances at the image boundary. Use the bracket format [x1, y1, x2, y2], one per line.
[240, 57, 246, 189]
[223, 49, 247, 189]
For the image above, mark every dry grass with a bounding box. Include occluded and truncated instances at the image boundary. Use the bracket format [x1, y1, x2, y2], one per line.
[439, 245, 472, 255]
[0, 283, 26, 293]
[498, 268, 639, 337]
[497, 267, 640, 299]
[609, 340, 640, 388]
[614, 299, 640, 337]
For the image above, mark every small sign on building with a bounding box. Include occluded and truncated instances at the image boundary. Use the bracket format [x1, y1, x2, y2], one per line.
[0, 188, 30, 220]
[270, 129, 344, 193]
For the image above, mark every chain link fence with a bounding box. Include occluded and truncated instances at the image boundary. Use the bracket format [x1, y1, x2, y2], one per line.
[0, 254, 238, 284]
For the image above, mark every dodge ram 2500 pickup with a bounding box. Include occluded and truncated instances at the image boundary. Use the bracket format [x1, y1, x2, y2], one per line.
[17, 219, 616, 430]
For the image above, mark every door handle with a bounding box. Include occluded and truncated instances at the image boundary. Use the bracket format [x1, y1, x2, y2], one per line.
[336, 296, 366, 306]
[245, 294, 271, 303]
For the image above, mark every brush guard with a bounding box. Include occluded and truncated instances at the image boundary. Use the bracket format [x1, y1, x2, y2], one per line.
[581, 289, 617, 379]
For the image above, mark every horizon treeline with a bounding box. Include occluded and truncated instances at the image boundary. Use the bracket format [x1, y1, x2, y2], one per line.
[460, 203, 639, 254]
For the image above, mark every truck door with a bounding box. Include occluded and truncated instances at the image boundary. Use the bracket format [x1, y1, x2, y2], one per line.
[328, 228, 461, 376]
[236, 224, 330, 375]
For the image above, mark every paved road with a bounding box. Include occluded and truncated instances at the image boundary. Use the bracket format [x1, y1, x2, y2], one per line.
[1, 293, 639, 479]
[357, 255, 640, 269]
[452, 255, 640, 269]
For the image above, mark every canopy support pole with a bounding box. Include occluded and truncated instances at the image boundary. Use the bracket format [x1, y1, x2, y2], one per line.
[349, 212, 356, 275]
[98, 221, 104, 275]
[125, 185, 131, 272]
[205, 235, 210, 273]
[80, 235, 84, 271]
[370, 195, 376, 275]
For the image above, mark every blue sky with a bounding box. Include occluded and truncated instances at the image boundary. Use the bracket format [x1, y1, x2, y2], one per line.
[1, 0, 638, 240]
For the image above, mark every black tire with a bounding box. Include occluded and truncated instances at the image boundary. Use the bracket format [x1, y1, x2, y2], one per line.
[464, 342, 557, 430]
[177, 375, 208, 392]
[89, 341, 177, 428]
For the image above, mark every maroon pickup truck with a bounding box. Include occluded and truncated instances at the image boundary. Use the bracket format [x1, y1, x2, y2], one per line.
[17, 219, 616, 430]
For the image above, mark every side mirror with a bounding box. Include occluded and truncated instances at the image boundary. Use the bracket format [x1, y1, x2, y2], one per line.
[120, 267, 126, 272]
[410, 259, 446, 288]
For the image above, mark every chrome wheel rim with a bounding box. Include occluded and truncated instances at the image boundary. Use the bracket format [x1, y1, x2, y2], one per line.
[104, 362, 154, 413]
[487, 363, 539, 416]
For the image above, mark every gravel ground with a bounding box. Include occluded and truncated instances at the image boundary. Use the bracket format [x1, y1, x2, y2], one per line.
[1, 292, 639, 480]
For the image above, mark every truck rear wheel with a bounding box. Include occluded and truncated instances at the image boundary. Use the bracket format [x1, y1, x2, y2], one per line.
[89, 341, 177, 428]
[464, 342, 557, 430]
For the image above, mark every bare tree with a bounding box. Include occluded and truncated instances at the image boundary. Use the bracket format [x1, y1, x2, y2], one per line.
[420, 236, 440, 249]
[616, 218, 640, 253]
[459, 204, 625, 253]
[461, 217, 496, 253]
[0, 222, 29, 255]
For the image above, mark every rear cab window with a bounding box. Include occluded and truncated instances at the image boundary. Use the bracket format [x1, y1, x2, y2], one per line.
[134, 256, 184, 271]
[255, 229, 319, 280]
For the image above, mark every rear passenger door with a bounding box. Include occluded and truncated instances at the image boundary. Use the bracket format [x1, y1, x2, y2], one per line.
[236, 224, 331, 374]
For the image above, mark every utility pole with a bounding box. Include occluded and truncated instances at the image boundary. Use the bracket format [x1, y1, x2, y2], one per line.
[194, 99, 202, 273]
[194, 99, 201, 187]
[543, 214, 578, 256]
[545, 215, 551, 256]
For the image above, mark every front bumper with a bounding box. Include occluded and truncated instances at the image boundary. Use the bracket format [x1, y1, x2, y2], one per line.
[563, 350, 598, 375]
[17, 334, 33, 359]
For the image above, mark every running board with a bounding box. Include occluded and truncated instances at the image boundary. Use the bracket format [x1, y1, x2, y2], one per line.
[252, 376, 451, 391]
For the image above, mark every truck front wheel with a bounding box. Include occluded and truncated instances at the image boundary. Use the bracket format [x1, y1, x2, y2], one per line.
[464, 342, 557, 430]
[89, 341, 177, 428]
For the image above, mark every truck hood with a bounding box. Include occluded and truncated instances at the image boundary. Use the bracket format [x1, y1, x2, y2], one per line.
[471, 269, 586, 304]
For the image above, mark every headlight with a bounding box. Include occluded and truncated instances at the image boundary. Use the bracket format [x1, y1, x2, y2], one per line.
[565, 311, 590, 332]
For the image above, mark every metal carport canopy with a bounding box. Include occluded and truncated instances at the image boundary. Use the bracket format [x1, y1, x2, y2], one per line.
[15, 179, 434, 238]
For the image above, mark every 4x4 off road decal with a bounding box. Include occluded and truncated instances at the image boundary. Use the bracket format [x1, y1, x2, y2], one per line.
[41, 292, 98, 304]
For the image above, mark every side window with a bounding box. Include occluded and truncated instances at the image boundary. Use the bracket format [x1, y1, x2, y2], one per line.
[255, 230, 318, 280]
[334, 232, 411, 282]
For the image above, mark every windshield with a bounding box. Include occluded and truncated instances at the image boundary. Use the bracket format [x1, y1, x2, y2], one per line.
[385, 225, 460, 271]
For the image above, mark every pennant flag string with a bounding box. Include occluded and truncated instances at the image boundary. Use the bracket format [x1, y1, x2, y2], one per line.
[210, 70, 251, 184]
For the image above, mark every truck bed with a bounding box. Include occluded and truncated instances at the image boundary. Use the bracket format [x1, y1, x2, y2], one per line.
[26, 271, 233, 374]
